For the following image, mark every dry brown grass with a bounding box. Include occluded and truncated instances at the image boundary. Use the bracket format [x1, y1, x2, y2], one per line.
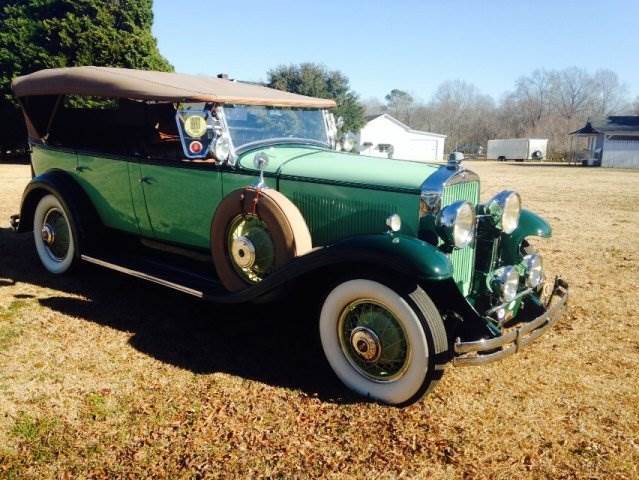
[0, 161, 638, 479]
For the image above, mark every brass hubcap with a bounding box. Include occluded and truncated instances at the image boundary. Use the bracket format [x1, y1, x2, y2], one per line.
[227, 215, 275, 283]
[41, 224, 55, 246]
[350, 327, 382, 362]
[41, 208, 70, 261]
[231, 235, 256, 269]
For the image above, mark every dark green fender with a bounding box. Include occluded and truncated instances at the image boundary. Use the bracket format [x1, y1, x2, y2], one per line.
[333, 233, 454, 281]
[500, 209, 552, 264]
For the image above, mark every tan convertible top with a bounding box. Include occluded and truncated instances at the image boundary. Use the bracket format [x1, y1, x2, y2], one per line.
[11, 66, 336, 108]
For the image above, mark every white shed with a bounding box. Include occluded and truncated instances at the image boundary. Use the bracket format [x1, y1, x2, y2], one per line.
[358, 114, 446, 162]
[570, 116, 639, 168]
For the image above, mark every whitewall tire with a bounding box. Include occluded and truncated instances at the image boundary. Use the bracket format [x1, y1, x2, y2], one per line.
[33, 194, 77, 274]
[319, 279, 448, 406]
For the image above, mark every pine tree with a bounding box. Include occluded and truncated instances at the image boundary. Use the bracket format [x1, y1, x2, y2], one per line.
[0, 0, 172, 154]
[267, 63, 365, 134]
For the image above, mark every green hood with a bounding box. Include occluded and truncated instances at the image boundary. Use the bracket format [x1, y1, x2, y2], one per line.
[237, 146, 440, 193]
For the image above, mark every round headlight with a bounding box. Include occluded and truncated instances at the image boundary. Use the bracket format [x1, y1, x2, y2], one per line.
[214, 136, 231, 161]
[523, 253, 544, 288]
[436, 200, 476, 248]
[486, 191, 521, 234]
[386, 214, 401, 232]
[489, 266, 520, 302]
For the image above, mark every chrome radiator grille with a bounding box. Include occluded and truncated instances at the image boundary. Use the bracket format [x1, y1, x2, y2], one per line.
[441, 180, 480, 296]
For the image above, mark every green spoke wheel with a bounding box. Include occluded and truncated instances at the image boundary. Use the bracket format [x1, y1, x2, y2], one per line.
[338, 300, 410, 382]
[320, 279, 449, 406]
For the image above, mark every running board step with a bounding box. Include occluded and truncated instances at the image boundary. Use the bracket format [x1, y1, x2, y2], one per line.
[81, 255, 209, 298]
[79, 250, 285, 304]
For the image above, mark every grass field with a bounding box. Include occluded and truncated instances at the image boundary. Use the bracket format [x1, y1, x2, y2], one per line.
[1, 161, 638, 479]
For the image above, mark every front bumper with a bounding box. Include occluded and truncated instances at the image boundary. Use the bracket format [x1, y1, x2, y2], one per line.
[453, 277, 569, 366]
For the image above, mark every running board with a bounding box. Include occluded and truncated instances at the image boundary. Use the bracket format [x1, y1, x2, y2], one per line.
[81, 255, 205, 298]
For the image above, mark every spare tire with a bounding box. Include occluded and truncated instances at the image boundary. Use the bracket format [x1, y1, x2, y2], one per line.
[211, 187, 312, 291]
[532, 150, 543, 160]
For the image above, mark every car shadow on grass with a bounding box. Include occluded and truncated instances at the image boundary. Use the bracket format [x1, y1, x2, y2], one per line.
[0, 227, 360, 405]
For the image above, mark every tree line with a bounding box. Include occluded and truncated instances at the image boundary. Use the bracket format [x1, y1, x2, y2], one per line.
[364, 68, 639, 158]
[2, 0, 638, 160]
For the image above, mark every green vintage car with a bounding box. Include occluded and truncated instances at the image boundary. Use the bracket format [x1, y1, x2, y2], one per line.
[10, 67, 568, 406]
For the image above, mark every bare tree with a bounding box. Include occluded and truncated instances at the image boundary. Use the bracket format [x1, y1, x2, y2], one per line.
[513, 69, 552, 129]
[424, 80, 496, 153]
[360, 66, 633, 160]
[551, 67, 594, 120]
[361, 97, 385, 117]
[590, 69, 628, 116]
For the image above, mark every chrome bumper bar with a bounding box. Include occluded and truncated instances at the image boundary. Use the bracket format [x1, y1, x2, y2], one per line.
[453, 277, 569, 367]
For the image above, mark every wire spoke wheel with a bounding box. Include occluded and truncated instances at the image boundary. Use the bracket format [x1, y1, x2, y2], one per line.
[227, 214, 275, 284]
[338, 299, 410, 382]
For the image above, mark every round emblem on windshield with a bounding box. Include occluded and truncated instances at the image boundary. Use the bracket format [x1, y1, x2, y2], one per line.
[184, 115, 208, 138]
[189, 140, 203, 154]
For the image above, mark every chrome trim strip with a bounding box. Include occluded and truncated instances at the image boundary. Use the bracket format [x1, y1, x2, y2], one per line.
[452, 277, 568, 366]
[80, 255, 204, 298]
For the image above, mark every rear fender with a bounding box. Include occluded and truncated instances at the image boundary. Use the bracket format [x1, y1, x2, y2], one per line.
[17, 169, 100, 244]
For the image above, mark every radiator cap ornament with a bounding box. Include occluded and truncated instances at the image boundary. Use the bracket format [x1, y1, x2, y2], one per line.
[447, 151, 464, 170]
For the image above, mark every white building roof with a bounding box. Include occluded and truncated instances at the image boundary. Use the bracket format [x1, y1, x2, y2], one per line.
[364, 114, 447, 138]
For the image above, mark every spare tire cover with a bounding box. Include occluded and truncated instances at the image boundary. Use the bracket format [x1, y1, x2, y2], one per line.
[211, 187, 312, 291]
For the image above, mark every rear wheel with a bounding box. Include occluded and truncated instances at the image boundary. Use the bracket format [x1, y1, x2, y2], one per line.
[33, 194, 78, 274]
[319, 279, 448, 406]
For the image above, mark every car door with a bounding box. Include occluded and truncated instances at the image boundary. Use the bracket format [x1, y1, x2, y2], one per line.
[136, 160, 223, 250]
[75, 151, 140, 235]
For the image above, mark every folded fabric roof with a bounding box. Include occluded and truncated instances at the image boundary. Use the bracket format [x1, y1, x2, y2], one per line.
[12, 66, 336, 108]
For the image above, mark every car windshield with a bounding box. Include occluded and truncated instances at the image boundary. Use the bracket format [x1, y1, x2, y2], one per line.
[223, 105, 329, 151]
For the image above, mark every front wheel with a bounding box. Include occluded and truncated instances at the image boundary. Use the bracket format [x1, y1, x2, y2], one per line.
[319, 279, 448, 406]
[33, 193, 78, 274]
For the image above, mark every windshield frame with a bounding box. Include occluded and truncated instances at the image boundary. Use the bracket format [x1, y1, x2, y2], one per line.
[220, 105, 332, 161]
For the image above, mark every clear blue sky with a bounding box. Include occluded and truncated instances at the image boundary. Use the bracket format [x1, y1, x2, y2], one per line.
[153, 0, 639, 102]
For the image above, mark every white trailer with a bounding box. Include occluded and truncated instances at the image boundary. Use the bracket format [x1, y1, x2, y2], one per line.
[486, 138, 548, 161]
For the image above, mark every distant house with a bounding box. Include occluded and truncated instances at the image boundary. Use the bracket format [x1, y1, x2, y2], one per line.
[359, 114, 446, 162]
[570, 116, 639, 168]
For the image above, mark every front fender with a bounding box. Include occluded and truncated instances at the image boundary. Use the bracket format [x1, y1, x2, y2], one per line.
[332, 233, 453, 281]
[501, 209, 552, 264]
[208, 232, 454, 303]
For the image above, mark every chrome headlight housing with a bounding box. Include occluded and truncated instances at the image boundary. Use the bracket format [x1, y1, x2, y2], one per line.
[489, 266, 520, 302]
[436, 200, 476, 248]
[486, 191, 521, 234]
[523, 253, 544, 288]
